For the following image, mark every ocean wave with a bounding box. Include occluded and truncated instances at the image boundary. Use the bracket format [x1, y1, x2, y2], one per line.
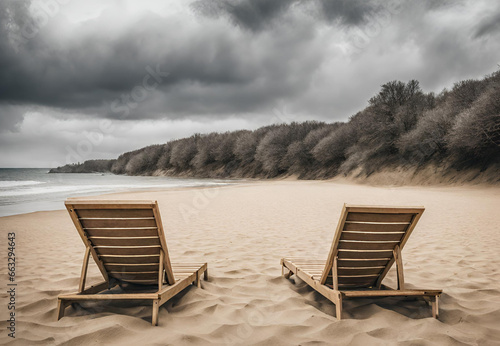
[0, 185, 99, 197]
[0, 181, 230, 197]
[0, 180, 46, 188]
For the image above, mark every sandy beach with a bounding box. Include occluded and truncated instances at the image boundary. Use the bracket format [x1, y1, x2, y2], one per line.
[1, 180, 500, 345]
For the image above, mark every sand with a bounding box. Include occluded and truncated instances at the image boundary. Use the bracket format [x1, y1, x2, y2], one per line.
[1, 180, 499, 345]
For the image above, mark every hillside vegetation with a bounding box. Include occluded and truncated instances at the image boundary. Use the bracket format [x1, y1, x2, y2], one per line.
[50, 71, 500, 183]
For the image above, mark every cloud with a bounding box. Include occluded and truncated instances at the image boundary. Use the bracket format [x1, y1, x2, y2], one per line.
[0, 111, 262, 167]
[0, 105, 27, 132]
[0, 0, 499, 166]
[314, 0, 380, 26]
[475, 11, 500, 38]
[0, 0, 328, 121]
[191, 0, 296, 32]
[191, 0, 384, 32]
[1, 0, 498, 121]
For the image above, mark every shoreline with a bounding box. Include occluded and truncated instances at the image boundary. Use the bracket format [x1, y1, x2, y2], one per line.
[1, 178, 499, 219]
[0, 176, 246, 218]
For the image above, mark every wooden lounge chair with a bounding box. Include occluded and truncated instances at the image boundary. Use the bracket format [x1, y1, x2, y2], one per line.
[281, 204, 442, 320]
[57, 200, 208, 326]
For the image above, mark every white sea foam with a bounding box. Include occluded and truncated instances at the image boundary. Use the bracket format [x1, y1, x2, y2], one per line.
[0, 182, 228, 197]
[0, 180, 45, 188]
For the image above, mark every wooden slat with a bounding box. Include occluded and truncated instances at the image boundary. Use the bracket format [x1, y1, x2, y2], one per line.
[109, 272, 159, 280]
[346, 213, 414, 222]
[338, 250, 394, 259]
[338, 285, 375, 290]
[95, 246, 161, 256]
[338, 267, 384, 276]
[80, 281, 113, 295]
[295, 264, 326, 268]
[85, 228, 159, 237]
[337, 259, 390, 267]
[338, 276, 377, 285]
[104, 264, 159, 272]
[305, 271, 324, 277]
[338, 240, 399, 251]
[80, 218, 157, 229]
[172, 273, 192, 279]
[172, 272, 199, 276]
[345, 206, 424, 214]
[65, 200, 156, 209]
[342, 289, 442, 298]
[344, 222, 409, 232]
[60, 292, 158, 300]
[77, 209, 154, 218]
[123, 279, 157, 284]
[171, 263, 207, 267]
[341, 232, 404, 242]
[89, 237, 160, 247]
[100, 255, 160, 264]
[292, 260, 325, 264]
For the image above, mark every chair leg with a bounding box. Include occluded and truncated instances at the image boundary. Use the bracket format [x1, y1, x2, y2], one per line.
[432, 296, 439, 319]
[196, 271, 201, 288]
[152, 300, 160, 326]
[56, 299, 66, 320]
[336, 294, 343, 320]
[284, 268, 293, 279]
[203, 268, 208, 281]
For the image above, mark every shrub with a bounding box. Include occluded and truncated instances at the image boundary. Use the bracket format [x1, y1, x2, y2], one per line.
[312, 124, 356, 165]
[447, 84, 500, 166]
[169, 136, 199, 169]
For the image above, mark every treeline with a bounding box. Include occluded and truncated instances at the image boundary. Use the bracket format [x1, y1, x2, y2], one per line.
[50, 71, 500, 179]
[50, 159, 114, 173]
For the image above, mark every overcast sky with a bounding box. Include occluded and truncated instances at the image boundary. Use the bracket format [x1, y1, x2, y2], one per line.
[1, 0, 499, 167]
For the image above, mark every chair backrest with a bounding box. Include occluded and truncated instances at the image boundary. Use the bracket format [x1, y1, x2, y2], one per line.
[65, 200, 175, 286]
[320, 204, 424, 288]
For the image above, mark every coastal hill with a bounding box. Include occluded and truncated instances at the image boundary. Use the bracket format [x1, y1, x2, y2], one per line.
[50, 71, 500, 184]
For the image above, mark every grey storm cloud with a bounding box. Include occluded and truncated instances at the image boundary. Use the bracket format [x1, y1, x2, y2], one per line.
[190, 0, 297, 32]
[0, 0, 325, 120]
[190, 0, 379, 31]
[1, 0, 498, 122]
[0, 105, 26, 132]
[475, 11, 500, 38]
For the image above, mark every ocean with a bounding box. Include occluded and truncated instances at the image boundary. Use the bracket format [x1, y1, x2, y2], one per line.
[0, 168, 235, 217]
